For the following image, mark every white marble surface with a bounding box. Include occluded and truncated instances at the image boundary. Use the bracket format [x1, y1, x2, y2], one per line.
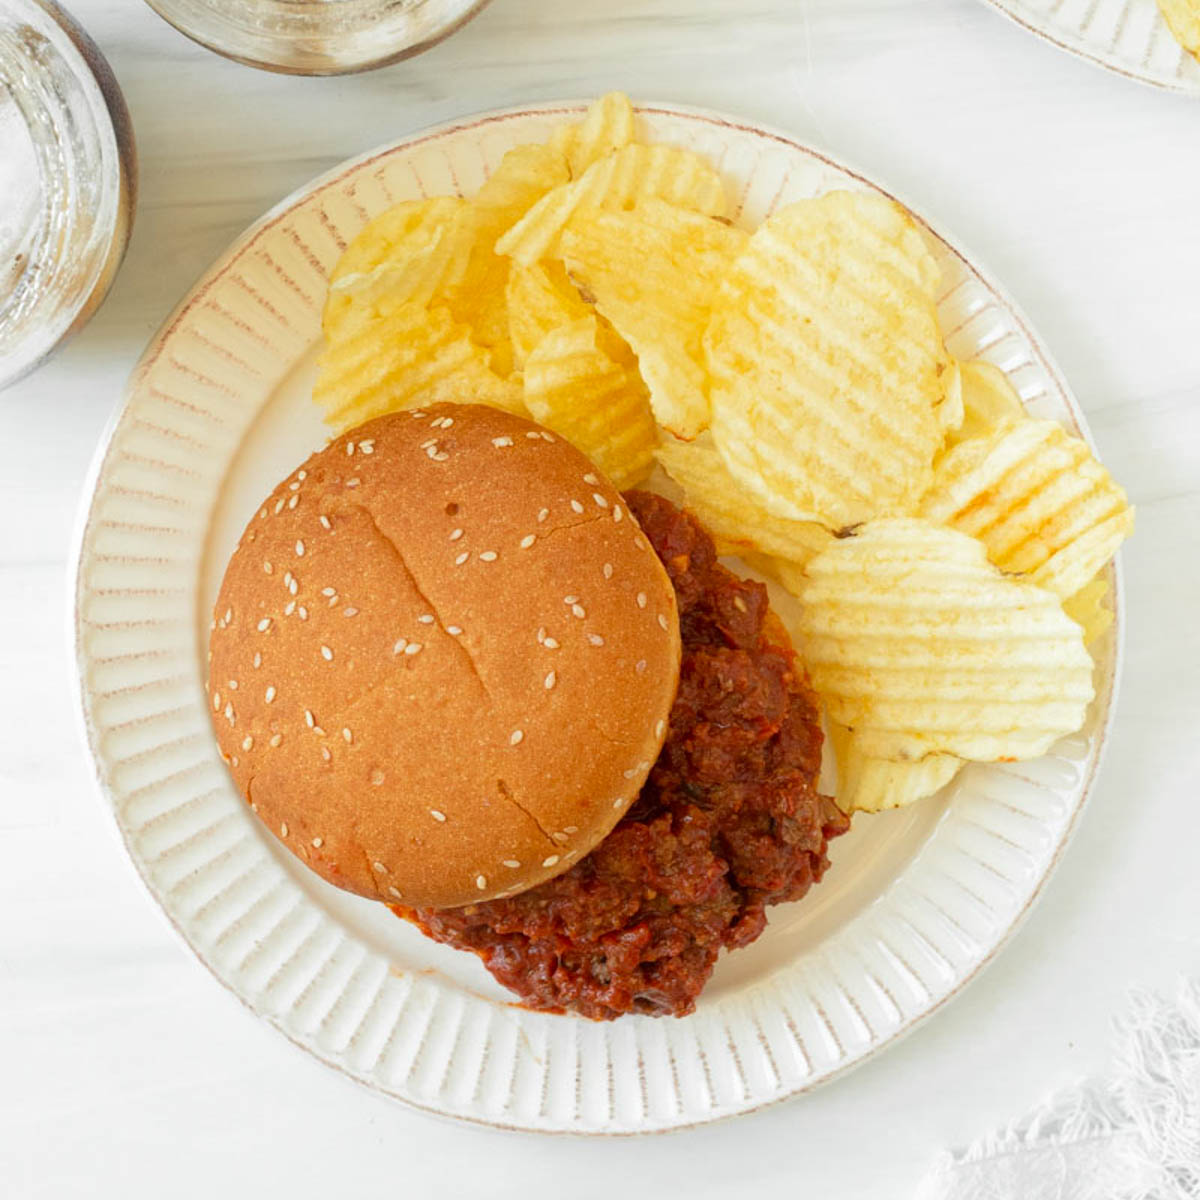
[3, 1, 1198, 1196]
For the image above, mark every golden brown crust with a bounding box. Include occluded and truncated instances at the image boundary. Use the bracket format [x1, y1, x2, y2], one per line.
[207, 404, 680, 908]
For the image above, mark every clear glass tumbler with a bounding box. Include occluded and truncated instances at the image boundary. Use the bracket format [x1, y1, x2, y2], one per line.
[0, 0, 136, 389]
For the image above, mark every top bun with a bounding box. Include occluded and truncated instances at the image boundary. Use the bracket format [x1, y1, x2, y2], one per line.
[207, 404, 681, 908]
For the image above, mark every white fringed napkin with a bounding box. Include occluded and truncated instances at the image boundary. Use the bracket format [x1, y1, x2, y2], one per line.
[917, 980, 1200, 1200]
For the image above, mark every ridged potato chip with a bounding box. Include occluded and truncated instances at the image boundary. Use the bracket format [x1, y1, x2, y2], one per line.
[506, 261, 594, 369]
[706, 191, 952, 528]
[441, 143, 572, 376]
[496, 143, 728, 267]
[796, 519, 1095, 763]
[549, 93, 637, 179]
[921, 418, 1133, 599]
[315, 303, 523, 432]
[562, 200, 748, 439]
[523, 315, 655, 488]
[944, 359, 1026, 449]
[1062, 577, 1113, 647]
[655, 433, 832, 564]
[828, 723, 962, 813]
[323, 198, 470, 333]
[1157, 0, 1200, 57]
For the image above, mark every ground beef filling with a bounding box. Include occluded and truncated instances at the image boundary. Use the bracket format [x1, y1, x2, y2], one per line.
[400, 491, 849, 1020]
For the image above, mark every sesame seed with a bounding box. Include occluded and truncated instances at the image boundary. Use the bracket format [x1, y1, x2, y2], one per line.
[270, 733, 283, 747]
[455, 551, 469, 566]
[570, 500, 584, 514]
[228, 679, 238, 691]
[320, 646, 333, 661]
[492, 436, 513, 448]
[544, 671, 556, 689]
[655, 720, 665, 738]
[430, 809, 446, 822]
[636, 659, 647, 674]
[583, 473, 599, 485]
[289, 481, 300, 492]
[257, 618, 271, 632]
[404, 643, 422, 656]
[287, 494, 298, 510]
[592, 493, 609, 508]
[263, 562, 273, 575]
[298, 606, 308, 620]
[259, 508, 267, 520]
[280, 822, 289, 838]
[541, 432, 555, 442]
[346, 442, 355, 455]
[373, 861, 387, 874]
[510, 730, 524, 745]
[265, 686, 276, 703]
[537, 508, 549, 523]
[253, 653, 262, 669]
[321, 746, 331, 761]
[614, 506, 624, 523]
[224, 703, 234, 722]
[449, 528, 463, 541]
[224, 608, 232, 624]
[343, 607, 358, 617]
[536, 627, 545, 643]
[564, 825, 578, 834]
[420, 438, 437, 450]
[432, 453, 449, 462]
[213, 692, 221, 710]
[658, 614, 669, 631]
[370, 769, 385, 785]
[304, 710, 315, 727]
[543, 637, 559, 649]
[571, 604, 585, 619]
[519, 535, 536, 549]
[476, 875, 488, 889]
[393, 638, 407, 654]
[542, 855, 560, 868]
[441, 417, 454, 429]
[387, 886, 402, 899]
[635, 536, 647, 550]
[637, 593, 647, 608]
[479, 550, 498, 562]
[552, 832, 568, 844]
[623, 767, 638, 780]
[503, 860, 521, 869]
[346, 477, 361, 487]
[613, 797, 624, 808]
[447, 626, 462, 635]
[525, 431, 541, 440]
[288, 578, 298, 595]
[313, 726, 326, 737]
[359, 439, 375, 454]
[321, 587, 335, 596]
[564, 595, 579, 605]
[342, 728, 352, 743]
[274, 498, 285, 514]
[312, 837, 323, 848]
[284, 600, 295, 616]
[297, 471, 307, 481]
[417, 614, 434, 624]
[295, 540, 305, 557]
[410, 409, 427, 418]
[588, 634, 605, 646]
[242, 736, 253, 751]
[603, 563, 613, 579]
[319, 515, 332, 530]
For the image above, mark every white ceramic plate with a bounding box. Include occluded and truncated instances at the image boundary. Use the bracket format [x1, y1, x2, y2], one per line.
[72, 101, 1123, 1134]
[980, 0, 1200, 93]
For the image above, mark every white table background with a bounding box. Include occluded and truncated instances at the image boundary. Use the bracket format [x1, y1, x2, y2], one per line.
[3, 1, 1199, 1196]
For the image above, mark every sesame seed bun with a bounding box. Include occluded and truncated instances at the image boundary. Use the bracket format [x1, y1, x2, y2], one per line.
[207, 404, 681, 908]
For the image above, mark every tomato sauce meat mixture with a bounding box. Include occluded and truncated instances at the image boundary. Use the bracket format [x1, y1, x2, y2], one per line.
[400, 492, 849, 1020]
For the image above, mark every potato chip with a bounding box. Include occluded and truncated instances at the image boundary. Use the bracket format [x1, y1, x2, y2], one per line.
[549, 93, 637, 179]
[705, 191, 952, 528]
[496, 144, 728, 267]
[1157, 0, 1200, 57]
[523, 315, 655, 488]
[796, 518, 1095, 762]
[920, 418, 1133, 599]
[655, 434, 832, 564]
[315, 303, 523, 432]
[938, 359, 964, 435]
[944, 359, 1026, 449]
[828, 722, 962, 813]
[562, 200, 748, 439]
[323, 198, 470, 333]
[1062, 577, 1113, 647]
[440, 143, 572, 376]
[506, 261, 594, 369]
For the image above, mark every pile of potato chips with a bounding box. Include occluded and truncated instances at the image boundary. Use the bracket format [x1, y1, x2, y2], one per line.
[314, 92, 1133, 817]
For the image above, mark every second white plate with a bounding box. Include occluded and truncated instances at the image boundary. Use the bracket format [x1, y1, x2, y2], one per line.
[72, 100, 1123, 1134]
